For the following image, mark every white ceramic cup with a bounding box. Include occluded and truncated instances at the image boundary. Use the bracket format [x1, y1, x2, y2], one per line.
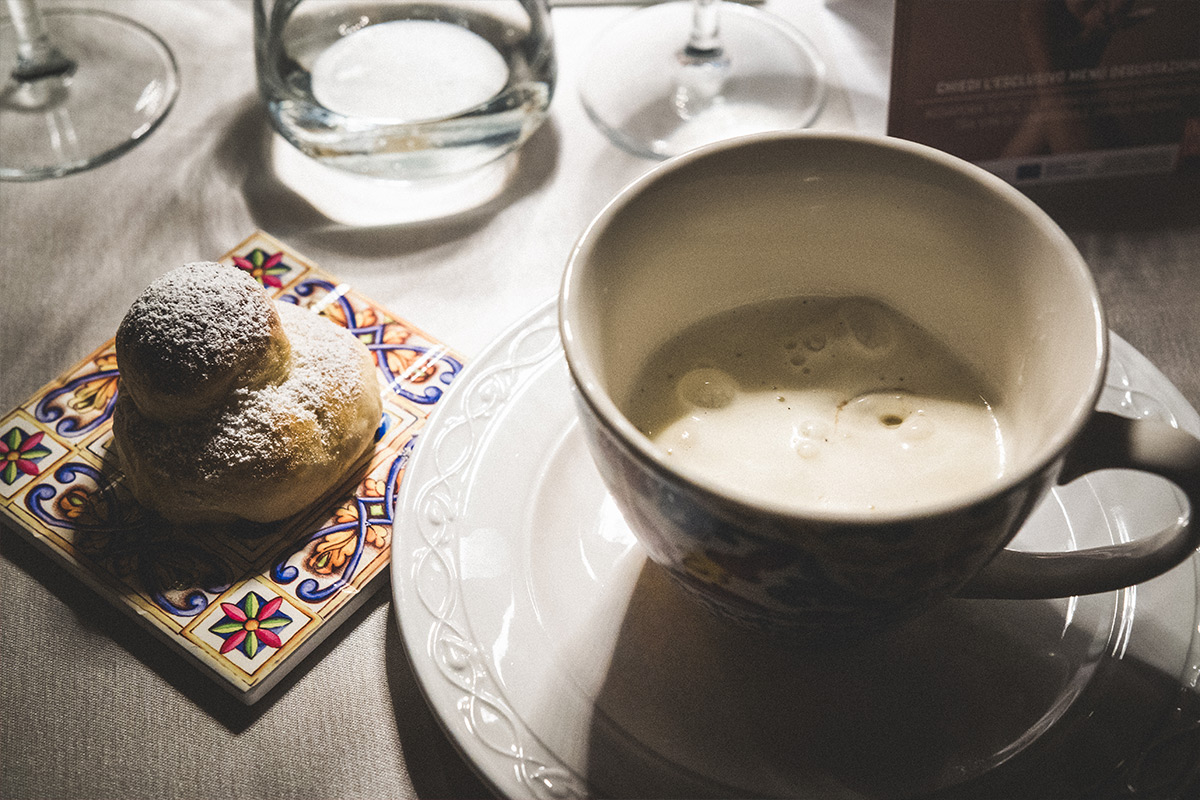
[559, 131, 1200, 637]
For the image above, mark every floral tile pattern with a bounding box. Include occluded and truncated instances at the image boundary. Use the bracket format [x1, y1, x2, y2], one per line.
[0, 413, 70, 499]
[0, 231, 464, 703]
[191, 578, 313, 677]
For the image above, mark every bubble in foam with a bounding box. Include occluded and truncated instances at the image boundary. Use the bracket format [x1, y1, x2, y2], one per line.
[661, 425, 695, 456]
[839, 300, 895, 353]
[676, 368, 737, 410]
[796, 440, 821, 459]
[797, 419, 831, 440]
[792, 419, 830, 457]
[899, 413, 935, 442]
[842, 391, 915, 430]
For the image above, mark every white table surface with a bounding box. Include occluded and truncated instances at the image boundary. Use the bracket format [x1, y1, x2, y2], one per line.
[2, 1, 1197, 798]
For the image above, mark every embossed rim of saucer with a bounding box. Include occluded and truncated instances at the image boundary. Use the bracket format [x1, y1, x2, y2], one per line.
[391, 297, 1200, 799]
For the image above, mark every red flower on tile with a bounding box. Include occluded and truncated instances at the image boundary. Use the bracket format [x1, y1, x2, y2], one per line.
[233, 249, 288, 289]
[210, 591, 291, 658]
[1, 428, 52, 485]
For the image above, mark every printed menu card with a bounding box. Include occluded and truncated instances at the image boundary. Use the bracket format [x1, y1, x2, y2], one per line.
[888, 0, 1200, 184]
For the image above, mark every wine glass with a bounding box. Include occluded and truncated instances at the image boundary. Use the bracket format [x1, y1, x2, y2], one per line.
[0, 0, 179, 181]
[580, 0, 826, 160]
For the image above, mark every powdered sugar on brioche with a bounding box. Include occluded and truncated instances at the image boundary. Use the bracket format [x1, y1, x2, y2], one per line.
[120, 303, 372, 482]
[116, 262, 278, 396]
[112, 262, 384, 524]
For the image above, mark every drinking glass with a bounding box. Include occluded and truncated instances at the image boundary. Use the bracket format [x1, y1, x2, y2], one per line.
[580, 0, 826, 159]
[0, 0, 179, 181]
[254, 0, 555, 181]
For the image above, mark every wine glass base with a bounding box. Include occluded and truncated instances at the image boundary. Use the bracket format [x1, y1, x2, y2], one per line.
[0, 8, 179, 181]
[580, 1, 826, 160]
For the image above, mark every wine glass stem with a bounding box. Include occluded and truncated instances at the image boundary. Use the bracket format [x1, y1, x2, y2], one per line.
[685, 0, 722, 57]
[674, 0, 730, 118]
[6, 0, 75, 81]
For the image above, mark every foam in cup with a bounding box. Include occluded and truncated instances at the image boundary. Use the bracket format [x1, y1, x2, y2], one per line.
[626, 296, 1007, 513]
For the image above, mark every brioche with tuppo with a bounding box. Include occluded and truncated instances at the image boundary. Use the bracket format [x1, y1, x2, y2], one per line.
[112, 262, 383, 525]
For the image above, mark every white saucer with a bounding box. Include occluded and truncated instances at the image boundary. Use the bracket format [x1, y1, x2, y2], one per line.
[392, 299, 1200, 799]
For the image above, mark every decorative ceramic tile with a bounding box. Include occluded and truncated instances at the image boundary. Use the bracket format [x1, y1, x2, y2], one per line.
[0, 231, 464, 703]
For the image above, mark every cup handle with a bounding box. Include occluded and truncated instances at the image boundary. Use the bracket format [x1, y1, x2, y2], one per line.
[958, 410, 1200, 599]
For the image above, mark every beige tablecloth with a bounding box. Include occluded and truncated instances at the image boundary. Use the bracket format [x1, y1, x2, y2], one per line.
[2, 2, 1197, 798]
